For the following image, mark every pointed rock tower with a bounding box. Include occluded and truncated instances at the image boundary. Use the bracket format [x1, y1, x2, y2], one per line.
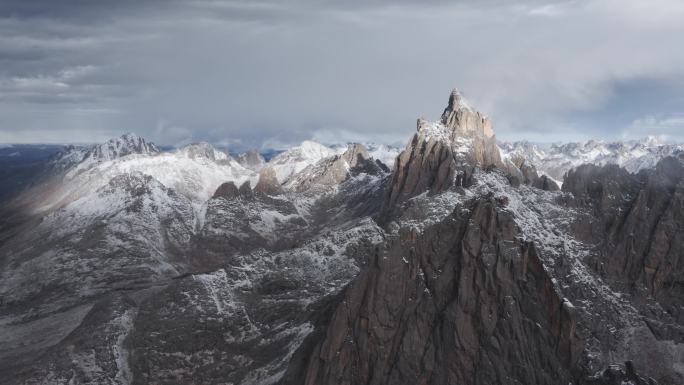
[384, 89, 503, 210]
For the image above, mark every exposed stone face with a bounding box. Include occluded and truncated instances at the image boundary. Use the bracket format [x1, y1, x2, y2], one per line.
[212, 181, 240, 199]
[565, 157, 684, 323]
[535, 174, 560, 191]
[287, 143, 387, 192]
[505, 155, 560, 191]
[283, 197, 581, 385]
[179, 142, 227, 161]
[254, 166, 284, 196]
[383, 135, 462, 211]
[238, 180, 254, 200]
[580, 361, 659, 385]
[441, 89, 494, 139]
[384, 90, 503, 214]
[90, 133, 159, 159]
[282, 90, 681, 384]
[341, 143, 370, 168]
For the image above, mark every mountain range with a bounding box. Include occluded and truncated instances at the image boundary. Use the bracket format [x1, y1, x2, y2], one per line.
[1, 89, 683, 385]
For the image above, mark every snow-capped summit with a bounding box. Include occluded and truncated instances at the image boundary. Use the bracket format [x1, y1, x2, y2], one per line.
[236, 149, 266, 171]
[52, 133, 160, 175]
[445, 88, 472, 112]
[79, 133, 159, 167]
[500, 137, 684, 182]
[285, 143, 388, 192]
[176, 142, 229, 162]
[639, 135, 665, 147]
[411, 89, 502, 168]
[266, 140, 337, 184]
[21, 136, 258, 214]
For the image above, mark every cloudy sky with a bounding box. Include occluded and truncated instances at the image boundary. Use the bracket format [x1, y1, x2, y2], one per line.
[1, 0, 683, 149]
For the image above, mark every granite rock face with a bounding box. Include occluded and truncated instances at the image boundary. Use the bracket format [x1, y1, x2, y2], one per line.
[565, 157, 684, 328]
[284, 197, 581, 385]
[383, 90, 504, 215]
[441, 89, 495, 139]
[212, 181, 241, 199]
[281, 91, 680, 384]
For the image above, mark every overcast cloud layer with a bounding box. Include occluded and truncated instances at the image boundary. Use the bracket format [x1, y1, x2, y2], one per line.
[1, 0, 683, 149]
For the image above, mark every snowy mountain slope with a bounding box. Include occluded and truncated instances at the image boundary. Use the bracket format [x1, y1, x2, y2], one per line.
[284, 143, 388, 193]
[25, 140, 257, 214]
[126, 216, 384, 385]
[500, 137, 684, 184]
[0, 141, 389, 385]
[365, 143, 401, 169]
[0, 172, 196, 314]
[53, 133, 160, 177]
[265, 140, 338, 184]
[2, 90, 684, 385]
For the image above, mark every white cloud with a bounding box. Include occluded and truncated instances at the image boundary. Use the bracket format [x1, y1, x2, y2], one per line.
[625, 114, 684, 141]
[0, 0, 683, 146]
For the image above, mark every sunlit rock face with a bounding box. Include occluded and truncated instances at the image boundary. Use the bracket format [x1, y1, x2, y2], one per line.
[441, 88, 495, 139]
[384, 89, 503, 213]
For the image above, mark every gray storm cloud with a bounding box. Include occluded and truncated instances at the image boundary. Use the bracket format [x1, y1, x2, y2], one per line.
[0, 0, 683, 148]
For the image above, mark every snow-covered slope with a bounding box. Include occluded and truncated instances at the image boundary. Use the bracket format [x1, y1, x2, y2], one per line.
[265, 140, 337, 184]
[57, 133, 160, 176]
[364, 143, 401, 169]
[30, 139, 257, 213]
[500, 136, 684, 183]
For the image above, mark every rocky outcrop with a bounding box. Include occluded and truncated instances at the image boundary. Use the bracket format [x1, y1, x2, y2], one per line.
[283, 197, 581, 385]
[239, 180, 253, 199]
[506, 155, 560, 191]
[212, 181, 254, 200]
[581, 362, 659, 385]
[384, 90, 503, 213]
[83, 133, 160, 163]
[177, 142, 229, 162]
[236, 149, 266, 171]
[212, 181, 240, 199]
[565, 158, 684, 323]
[441, 89, 495, 139]
[287, 144, 386, 192]
[254, 166, 284, 196]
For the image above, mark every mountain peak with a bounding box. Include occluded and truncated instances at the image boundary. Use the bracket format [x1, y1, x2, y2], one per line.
[341, 143, 371, 168]
[177, 142, 228, 162]
[446, 88, 470, 111]
[236, 149, 265, 171]
[440, 88, 494, 139]
[92, 133, 160, 161]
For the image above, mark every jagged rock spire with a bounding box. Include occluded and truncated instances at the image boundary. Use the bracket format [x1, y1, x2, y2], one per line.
[439, 88, 494, 139]
[383, 88, 503, 214]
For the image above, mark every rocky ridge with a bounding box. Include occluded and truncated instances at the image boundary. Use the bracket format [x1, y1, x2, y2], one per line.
[1, 89, 683, 385]
[500, 137, 684, 184]
[281, 90, 682, 384]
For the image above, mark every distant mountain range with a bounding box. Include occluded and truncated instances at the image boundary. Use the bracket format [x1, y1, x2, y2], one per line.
[1, 89, 683, 385]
